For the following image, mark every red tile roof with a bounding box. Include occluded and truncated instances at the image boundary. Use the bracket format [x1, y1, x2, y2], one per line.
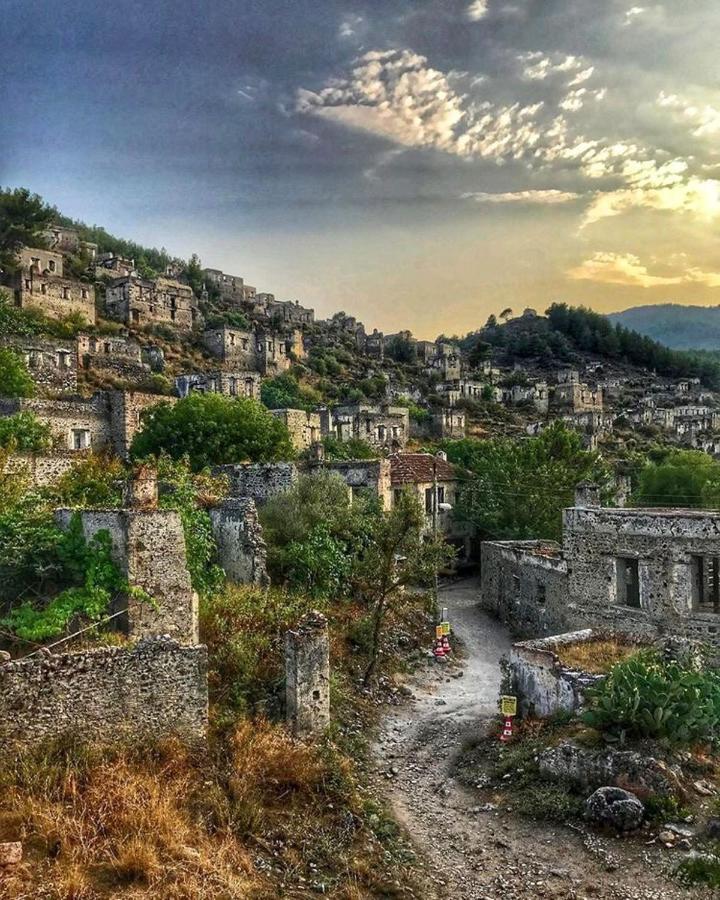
[389, 452, 457, 485]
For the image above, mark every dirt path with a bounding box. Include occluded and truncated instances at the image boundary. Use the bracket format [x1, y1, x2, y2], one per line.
[373, 579, 712, 900]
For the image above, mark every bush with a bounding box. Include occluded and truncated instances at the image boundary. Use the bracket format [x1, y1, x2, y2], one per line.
[321, 435, 378, 460]
[582, 651, 720, 745]
[0, 348, 35, 397]
[0, 411, 52, 451]
[54, 453, 126, 508]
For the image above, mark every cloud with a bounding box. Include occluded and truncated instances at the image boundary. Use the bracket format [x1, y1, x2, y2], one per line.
[339, 14, 364, 38]
[624, 6, 647, 23]
[462, 189, 580, 204]
[567, 252, 720, 288]
[519, 52, 587, 81]
[467, 0, 489, 21]
[296, 49, 549, 161]
[567, 252, 683, 287]
[658, 91, 720, 138]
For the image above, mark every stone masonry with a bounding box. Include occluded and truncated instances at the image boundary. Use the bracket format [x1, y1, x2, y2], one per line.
[270, 408, 322, 451]
[209, 498, 269, 585]
[213, 462, 299, 504]
[105, 274, 197, 330]
[0, 334, 78, 394]
[0, 638, 208, 748]
[3, 246, 96, 324]
[285, 611, 331, 739]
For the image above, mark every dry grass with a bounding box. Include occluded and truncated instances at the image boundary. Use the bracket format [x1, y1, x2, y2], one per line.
[556, 638, 642, 674]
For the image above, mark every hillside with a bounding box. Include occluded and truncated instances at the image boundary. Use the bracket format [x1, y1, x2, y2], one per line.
[608, 304, 720, 351]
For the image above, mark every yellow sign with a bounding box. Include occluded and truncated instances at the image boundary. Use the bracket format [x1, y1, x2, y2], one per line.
[440, 622, 451, 636]
[501, 695, 518, 717]
[435, 625, 444, 639]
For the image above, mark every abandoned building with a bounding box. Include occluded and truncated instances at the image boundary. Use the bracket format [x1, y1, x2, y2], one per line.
[105, 274, 197, 329]
[202, 324, 297, 374]
[267, 298, 315, 326]
[202, 267, 256, 307]
[554, 380, 603, 413]
[425, 349, 462, 381]
[45, 224, 97, 259]
[307, 457, 393, 509]
[501, 381, 549, 414]
[93, 253, 136, 279]
[174, 370, 261, 400]
[431, 408, 466, 439]
[365, 329, 385, 360]
[481, 485, 720, 647]
[0, 391, 170, 458]
[437, 379, 485, 407]
[271, 408, 322, 451]
[0, 335, 78, 394]
[76, 333, 150, 381]
[319, 402, 409, 451]
[2, 247, 96, 324]
[389, 451, 470, 559]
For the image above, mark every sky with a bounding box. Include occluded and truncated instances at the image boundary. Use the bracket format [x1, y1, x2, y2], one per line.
[2, 0, 719, 339]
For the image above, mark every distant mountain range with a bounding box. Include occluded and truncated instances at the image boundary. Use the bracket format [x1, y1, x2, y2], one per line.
[608, 304, 720, 351]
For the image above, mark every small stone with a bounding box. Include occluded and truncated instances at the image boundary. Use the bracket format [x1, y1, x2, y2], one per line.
[693, 779, 715, 796]
[0, 651, 11, 663]
[584, 786, 644, 832]
[704, 817, 720, 839]
[658, 830, 675, 845]
[0, 843, 22, 866]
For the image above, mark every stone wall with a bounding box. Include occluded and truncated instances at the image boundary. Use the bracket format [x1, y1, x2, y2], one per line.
[105, 275, 196, 330]
[308, 458, 393, 509]
[56, 508, 199, 644]
[174, 371, 261, 400]
[321, 403, 410, 451]
[6, 452, 79, 486]
[504, 629, 607, 718]
[209, 498, 268, 585]
[0, 335, 78, 394]
[77, 333, 149, 381]
[108, 390, 173, 459]
[0, 638, 208, 748]
[480, 540, 570, 638]
[270, 408, 322, 450]
[213, 462, 298, 504]
[564, 507, 720, 644]
[0, 395, 112, 452]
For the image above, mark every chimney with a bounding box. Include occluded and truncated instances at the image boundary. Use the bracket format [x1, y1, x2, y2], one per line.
[574, 481, 601, 508]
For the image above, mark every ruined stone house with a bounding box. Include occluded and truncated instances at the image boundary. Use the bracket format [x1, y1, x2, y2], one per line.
[425, 349, 462, 381]
[2, 247, 96, 324]
[431, 408, 466, 439]
[76, 333, 150, 381]
[105, 274, 198, 329]
[45, 224, 97, 259]
[0, 334, 78, 394]
[554, 381, 603, 413]
[319, 402, 409, 451]
[307, 457, 393, 509]
[270, 408, 322, 451]
[93, 253, 136, 279]
[364, 329, 385, 360]
[202, 267, 255, 308]
[202, 324, 297, 374]
[174, 370, 261, 400]
[267, 298, 315, 326]
[481, 488, 720, 647]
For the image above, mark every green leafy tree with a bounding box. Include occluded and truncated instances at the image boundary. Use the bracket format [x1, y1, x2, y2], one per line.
[0, 187, 54, 271]
[260, 372, 321, 411]
[632, 449, 720, 508]
[353, 491, 454, 684]
[321, 435, 378, 460]
[0, 411, 52, 452]
[53, 454, 126, 508]
[0, 349, 35, 398]
[130, 393, 294, 470]
[445, 422, 612, 542]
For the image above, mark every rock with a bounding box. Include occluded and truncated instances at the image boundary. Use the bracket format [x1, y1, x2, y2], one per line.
[704, 817, 720, 839]
[538, 741, 684, 797]
[584, 786, 645, 832]
[0, 842, 22, 866]
[0, 650, 11, 663]
[693, 779, 715, 796]
[658, 830, 676, 845]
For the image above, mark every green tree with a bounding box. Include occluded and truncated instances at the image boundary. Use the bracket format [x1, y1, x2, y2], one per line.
[0, 187, 55, 271]
[632, 449, 720, 508]
[0, 411, 52, 452]
[445, 422, 612, 542]
[130, 393, 294, 470]
[184, 253, 204, 297]
[0, 349, 35, 398]
[260, 372, 321, 411]
[353, 491, 453, 684]
[321, 435, 378, 460]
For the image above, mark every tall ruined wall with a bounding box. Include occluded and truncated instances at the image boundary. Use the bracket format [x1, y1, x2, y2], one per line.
[56, 508, 199, 644]
[6, 452, 79, 486]
[285, 612, 330, 739]
[270, 409, 321, 450]
[308, 459, 393, 509]
[564, 507, 720, 643]
[480, 541, 570, 638]
[0, 395, 112, 452]
[0, 638, 208, 748]
[108, 391, 173, 459]
[213, 462, 298, 504]
[210, 498, 268, 585]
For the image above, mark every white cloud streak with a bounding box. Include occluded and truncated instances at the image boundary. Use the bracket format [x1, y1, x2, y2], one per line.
[568, 252, 720, 288]
[462, 189, 580, 204]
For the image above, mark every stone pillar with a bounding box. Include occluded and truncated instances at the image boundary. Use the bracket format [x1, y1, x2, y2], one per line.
[285, 611, 330, 740]
[574, 481, 601, 508]
[122, 465, 158, 510]
[209, 498, 269, 586]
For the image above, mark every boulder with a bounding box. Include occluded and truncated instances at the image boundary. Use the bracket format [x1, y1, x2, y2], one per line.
[585, 787, 644, 832]
[0, 842, 22, 866]
[538, 741, 684, 797]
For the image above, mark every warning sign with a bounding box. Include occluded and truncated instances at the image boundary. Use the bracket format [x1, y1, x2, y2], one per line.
[435, 625, 444, 639]
[440, 621, 451, 636]
[500, 695, 518, 717]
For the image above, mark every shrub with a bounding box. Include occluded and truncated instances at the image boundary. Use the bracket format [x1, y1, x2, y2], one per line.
[54, 453, 126, 508]
[131, 393, 295, 470]
[0, 348, 35, 397]
[582, 651, 720, 745]
[0, 411, 52, 451]
[321, 435, 378, 460]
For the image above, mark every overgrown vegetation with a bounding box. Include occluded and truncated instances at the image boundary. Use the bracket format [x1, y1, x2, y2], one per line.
[556, 638, 642, 675]
[0, 348, 36, 398]
[583, 651, 720, 746]
[0, 411, 52, 452]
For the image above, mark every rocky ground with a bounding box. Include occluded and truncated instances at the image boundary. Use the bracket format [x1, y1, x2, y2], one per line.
[372, 579, 715, 900]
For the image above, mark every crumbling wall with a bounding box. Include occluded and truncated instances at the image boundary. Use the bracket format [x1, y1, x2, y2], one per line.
[209, 499, 268, 585]
[308, 458, 393, 509]
[0, 335, 78, 394]
[270, 409, 321, 450]
[6, 452, 79, 486]
[0, 395, 112, 452]
[285, 612, 330, 739]
[480, 541, 570, 638]
[213, 462, 298, 504]
[55, 508, 199, 644]
[0, 638, 208, 748]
